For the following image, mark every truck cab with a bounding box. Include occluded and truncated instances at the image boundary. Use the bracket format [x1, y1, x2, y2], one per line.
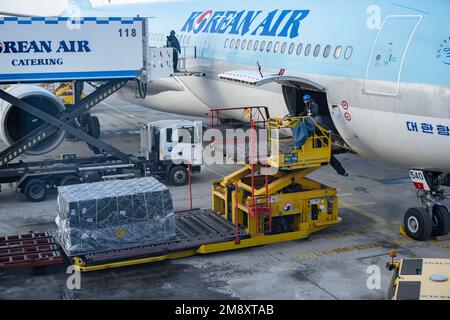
[140, 120, 203, 185]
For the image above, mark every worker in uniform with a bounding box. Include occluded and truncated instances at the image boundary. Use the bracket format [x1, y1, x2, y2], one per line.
[303, 94, 322, 123]
[302, 94, 349, 177]
[167, 30, 181, 73]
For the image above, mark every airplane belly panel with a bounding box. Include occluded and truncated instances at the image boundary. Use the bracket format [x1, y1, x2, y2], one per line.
[332, 106, 450, 171]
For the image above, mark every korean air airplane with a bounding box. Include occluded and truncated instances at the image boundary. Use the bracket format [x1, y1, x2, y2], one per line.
[61, 0, 448, 240]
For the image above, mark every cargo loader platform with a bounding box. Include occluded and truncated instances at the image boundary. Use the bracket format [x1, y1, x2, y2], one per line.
[0, 209, 250, 272]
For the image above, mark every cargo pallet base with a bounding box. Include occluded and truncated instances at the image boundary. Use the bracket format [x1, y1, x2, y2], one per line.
[0, 209, 248, 272]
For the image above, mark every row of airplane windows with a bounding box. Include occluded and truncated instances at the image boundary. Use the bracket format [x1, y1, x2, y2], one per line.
[150, 33, 192, 45]
[149, 32, 352, 60]
[225, 38, 354, 60]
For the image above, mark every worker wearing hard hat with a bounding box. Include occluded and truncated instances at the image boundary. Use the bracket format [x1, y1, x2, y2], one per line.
[303, 94, 348, 177]
[303, 94, 322, 123]
[167, 30, 182, 73]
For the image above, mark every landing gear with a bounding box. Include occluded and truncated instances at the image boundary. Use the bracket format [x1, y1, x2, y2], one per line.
[431, 205, 450, 237]
[403, 208, 432, 241]
[404, 170, 450, 240]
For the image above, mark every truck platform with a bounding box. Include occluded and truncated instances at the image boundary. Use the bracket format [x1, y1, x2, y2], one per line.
[0, 209, 249, 272]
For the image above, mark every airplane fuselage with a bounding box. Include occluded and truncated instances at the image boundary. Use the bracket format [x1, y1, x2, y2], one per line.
[73, 0, 450, 171]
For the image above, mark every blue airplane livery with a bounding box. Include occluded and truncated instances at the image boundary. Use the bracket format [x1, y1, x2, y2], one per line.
[181, 9, 310, 38]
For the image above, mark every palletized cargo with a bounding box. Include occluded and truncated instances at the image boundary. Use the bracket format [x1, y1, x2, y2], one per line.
[56, 177, 176, 255]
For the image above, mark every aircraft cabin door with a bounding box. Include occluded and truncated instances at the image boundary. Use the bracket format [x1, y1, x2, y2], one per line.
[365, 15, 422, 96]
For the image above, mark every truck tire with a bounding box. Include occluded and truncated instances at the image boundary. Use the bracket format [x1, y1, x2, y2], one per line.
[87, 116, 101, 139]
[404, 207, 432, 241]
[86, 115, 102, 154]
[24, 179, 48, 202]
[168, 166, 188, 186]
[60, 175, 81, 187]
[431, 205, 450, 237]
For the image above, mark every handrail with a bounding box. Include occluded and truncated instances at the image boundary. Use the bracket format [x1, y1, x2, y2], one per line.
[268, 116, 331, 148]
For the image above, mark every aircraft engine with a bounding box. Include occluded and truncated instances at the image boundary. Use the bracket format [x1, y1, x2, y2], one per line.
[0, 85, 66, 155]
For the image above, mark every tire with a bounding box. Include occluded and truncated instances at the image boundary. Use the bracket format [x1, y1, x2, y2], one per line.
[431, 205, 450, 237]
[87, 115, 102, 154]
[87, 116, 101, 139]
[24, 179, 48, 202]
[60, 175, 80, 187]
[168, 166, 188, 186]
[403, 207, 432, 241]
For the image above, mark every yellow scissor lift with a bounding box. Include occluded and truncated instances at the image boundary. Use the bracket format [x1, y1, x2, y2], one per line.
[211, 116, 340, 249]
[72, 115, 340, 272]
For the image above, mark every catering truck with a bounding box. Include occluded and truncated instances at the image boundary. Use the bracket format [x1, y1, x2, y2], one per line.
[0, 17, 202, 201]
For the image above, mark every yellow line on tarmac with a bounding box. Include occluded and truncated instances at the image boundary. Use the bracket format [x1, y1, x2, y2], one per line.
[341, 202, 450, 252]
[337, 193, 354, 197]
[340, 200, 396, 228]
[296, 237, 412, 261]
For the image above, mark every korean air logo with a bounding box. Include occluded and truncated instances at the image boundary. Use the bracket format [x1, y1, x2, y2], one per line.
[193, 10, 213, 34]
[181, 9, 310, 39]
[437, 37, 450, 65]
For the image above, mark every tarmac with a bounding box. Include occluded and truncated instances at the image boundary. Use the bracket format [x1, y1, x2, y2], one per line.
[0, 88, 449, 300]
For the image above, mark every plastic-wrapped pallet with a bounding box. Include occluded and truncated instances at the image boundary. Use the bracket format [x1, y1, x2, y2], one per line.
[55, 177, 176, 255]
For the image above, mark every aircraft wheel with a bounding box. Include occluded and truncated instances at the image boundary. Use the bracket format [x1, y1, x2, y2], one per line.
[403, 207, 432, 241]
[431, 205, 450, 237]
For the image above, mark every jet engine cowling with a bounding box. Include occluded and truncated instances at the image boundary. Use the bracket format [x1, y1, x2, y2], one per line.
[0, 85, 66, 156]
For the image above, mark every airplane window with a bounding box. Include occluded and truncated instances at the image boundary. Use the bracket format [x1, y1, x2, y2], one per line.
[253, 40, 259, 51]
[334, 46, 342, 59]
[313, 44, 321, 57]
[224, 38, 229, 48]
[260, 41, 266, 51]
[267, 41, 273, 52]
[296, 43, 303, 55]
[159, 34, 164, 42]
[281, 42, 287, 54]
[344, 46, 353, 59]
[247, 40, 253, 50]
[230, 39, 235, 49]
[274, 42, 280, 53]
[235, 39, 241, 49]
[187, 36, 191, 45]
[304, 44, 311, 56]
[323, 45, 331, 58]
[179, 35, 183, 43]
[241, 40, 247, 50]
[288, 43, 295, 55]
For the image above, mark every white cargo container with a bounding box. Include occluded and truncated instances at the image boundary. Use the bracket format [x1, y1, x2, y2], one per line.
[0, 17, 173, 83]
